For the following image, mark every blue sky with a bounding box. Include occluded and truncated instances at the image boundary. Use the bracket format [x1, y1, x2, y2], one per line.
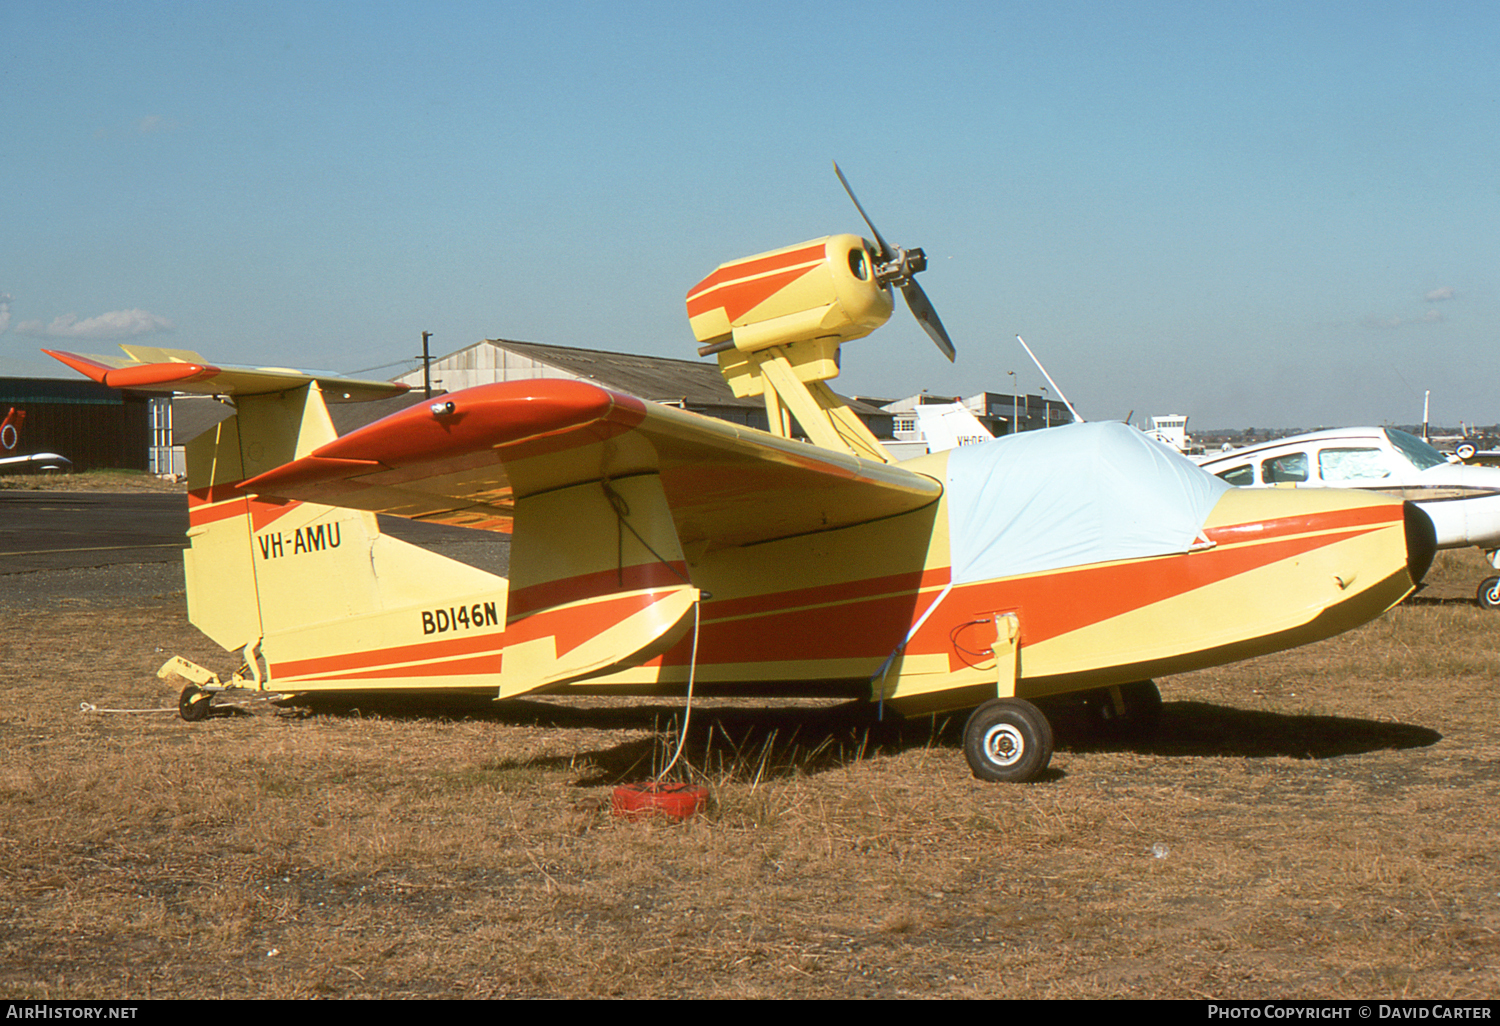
[3, 1, 1496, 428]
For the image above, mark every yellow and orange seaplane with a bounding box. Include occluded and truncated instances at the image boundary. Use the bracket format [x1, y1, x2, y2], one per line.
[46, 169, 1436, 782]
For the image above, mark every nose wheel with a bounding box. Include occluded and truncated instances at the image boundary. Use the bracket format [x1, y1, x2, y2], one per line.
[178, 685, 214, 722]
[963, 698, 1054, 782]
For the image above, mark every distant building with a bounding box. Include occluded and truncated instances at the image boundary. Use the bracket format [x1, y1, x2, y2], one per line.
[876, 391, 1073, 445]
[1141, 415, 1199, 454]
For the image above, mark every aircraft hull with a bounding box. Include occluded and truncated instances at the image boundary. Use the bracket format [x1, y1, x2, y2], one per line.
[561, 472, 1425, 715]
[254, 460, 1425, 718]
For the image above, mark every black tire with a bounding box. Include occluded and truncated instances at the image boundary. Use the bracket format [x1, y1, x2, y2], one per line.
[179, 685, 212, 722]
[1086, 680, 1163, 737]
[963, 698, 1054, 782]
[1479, 577, 1500, 610]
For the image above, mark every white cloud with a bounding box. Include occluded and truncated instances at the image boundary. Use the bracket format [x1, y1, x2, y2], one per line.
[92, 115, 184, 140]
[135, 115, 182, 133]
[0, 294, 11, 334]
[1361, 309, 1445, 329]
[1425, 287, 1456, 302]
[15, 309, 174, 340]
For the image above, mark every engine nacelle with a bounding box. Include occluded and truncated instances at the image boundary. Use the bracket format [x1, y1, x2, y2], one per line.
[685, 234, 894, 355]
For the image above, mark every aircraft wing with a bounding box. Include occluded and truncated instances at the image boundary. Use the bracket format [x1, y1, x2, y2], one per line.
[44, 345, 408, 403]
[244, 379, 943, 548]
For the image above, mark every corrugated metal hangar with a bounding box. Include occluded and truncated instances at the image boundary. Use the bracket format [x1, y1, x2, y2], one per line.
[0, 377, 150, 472]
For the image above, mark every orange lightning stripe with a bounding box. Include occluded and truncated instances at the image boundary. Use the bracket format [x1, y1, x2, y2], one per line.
[685, 242, 827, 322]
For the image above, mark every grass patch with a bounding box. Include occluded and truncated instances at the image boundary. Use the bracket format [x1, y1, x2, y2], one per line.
[0, 469, 184, 492]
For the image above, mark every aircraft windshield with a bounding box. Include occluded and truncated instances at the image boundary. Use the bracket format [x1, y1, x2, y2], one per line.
[945, 421, 1230, 583]
[1385, 429, 1449, 471]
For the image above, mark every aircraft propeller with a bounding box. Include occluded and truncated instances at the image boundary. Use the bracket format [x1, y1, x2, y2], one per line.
[833, 162, 956, 362]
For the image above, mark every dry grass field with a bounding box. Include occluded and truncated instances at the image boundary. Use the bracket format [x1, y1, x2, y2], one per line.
[2, 548, 1499, 999]
[0, 470, 185, 493]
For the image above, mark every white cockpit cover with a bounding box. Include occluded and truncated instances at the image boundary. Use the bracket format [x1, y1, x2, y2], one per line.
[945, 421, 1230, 584]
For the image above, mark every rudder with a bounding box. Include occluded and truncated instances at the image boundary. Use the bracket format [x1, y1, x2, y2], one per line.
[182, 383, 508, 691]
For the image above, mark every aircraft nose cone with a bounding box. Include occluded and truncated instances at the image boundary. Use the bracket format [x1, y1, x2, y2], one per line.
[1404, 501, 1437, 585]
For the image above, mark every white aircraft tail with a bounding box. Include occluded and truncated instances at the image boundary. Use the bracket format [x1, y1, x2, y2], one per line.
[913, 403, 994, 452]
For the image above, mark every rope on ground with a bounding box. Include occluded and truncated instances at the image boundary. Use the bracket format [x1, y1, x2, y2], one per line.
[80, 692, 284, 715]
[79, 701, 176, 714]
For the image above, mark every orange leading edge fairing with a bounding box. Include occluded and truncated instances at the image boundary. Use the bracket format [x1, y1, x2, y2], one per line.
[46, 180, 1436, 782]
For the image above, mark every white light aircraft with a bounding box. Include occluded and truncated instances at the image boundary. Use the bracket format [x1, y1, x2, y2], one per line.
[1198, 427, 1500, 607]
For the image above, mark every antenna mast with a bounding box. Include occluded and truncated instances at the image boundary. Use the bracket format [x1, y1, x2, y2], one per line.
[1016, 335, 1084, 424]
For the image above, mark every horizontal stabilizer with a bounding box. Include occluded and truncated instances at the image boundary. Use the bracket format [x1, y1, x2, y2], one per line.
[45, 345, 408, 403]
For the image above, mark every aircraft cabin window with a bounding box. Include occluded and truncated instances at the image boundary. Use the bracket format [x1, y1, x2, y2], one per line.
[1217, 465, 1255, 487]
[1262, 452, 1309, 485]
[1319, 447, 1390, 483]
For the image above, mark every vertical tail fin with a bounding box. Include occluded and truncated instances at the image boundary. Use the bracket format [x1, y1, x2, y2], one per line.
[1, 408, 23, 451]
[184, 383, 508, 692]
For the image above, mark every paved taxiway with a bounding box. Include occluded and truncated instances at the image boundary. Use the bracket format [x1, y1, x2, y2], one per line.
[0, 492, 188, 573]
[0, 491, 510, 609]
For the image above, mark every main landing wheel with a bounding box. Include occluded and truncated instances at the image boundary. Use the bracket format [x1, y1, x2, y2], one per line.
[1479, 577, 1500, 610]
[179, 685, 213, 722]
[963, 698, 1054, 783]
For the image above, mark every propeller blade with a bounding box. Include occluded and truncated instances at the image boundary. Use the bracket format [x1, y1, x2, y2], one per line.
[833, 162, 894, 262]
[900, 279, 956, 362]
[834, 161, 956, 362]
